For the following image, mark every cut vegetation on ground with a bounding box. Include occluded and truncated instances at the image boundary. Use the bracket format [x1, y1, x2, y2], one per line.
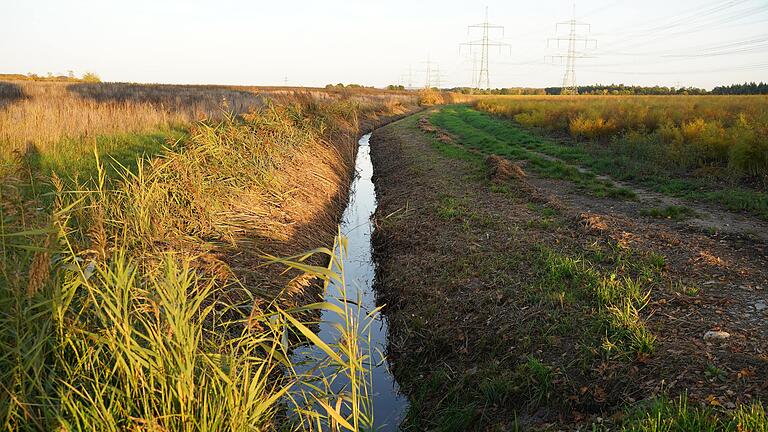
[370, 107, 767, 431]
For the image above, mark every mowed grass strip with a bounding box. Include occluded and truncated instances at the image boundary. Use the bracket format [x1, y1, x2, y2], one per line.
[474, 97, 768, 219]
[430, 105, 636, 199]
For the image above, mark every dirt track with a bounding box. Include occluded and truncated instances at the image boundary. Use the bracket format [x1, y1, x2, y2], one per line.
[370, 112, 767, 430]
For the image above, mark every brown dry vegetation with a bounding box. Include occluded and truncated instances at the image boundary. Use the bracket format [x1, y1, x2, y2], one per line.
[0, 80, 420, 168]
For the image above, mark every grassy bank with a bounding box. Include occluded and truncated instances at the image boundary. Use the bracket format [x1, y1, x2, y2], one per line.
[430, 106, 635, 199]
[370, 112, 767, 431]
[1, 86, 419, 430]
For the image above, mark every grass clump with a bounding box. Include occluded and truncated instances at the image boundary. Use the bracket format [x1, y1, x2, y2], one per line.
[538, 247, 658, 360]
[518, 357, 555, 406]
[618, 395, 767, 432]
[437, 195, 467, 220]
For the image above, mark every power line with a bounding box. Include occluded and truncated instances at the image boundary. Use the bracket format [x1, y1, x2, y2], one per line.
[432, 65, 448, 89]
[419, 56, 441, 88]
[580, 61, 768, 76]
[595, 1, 763, 53]
[548, 2, 597, 94]
[459, 7, 510, 89]
[399, 65, 414, 89]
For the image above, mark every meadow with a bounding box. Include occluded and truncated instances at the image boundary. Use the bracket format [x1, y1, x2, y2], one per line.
[0, 80, 421, 430]
[476, 96, 768, 208]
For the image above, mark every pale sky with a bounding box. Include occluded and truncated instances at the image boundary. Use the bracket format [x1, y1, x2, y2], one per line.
[2, 0, 766, 89]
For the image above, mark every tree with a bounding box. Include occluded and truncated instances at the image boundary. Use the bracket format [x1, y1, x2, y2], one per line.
[82, 72, 101, 83]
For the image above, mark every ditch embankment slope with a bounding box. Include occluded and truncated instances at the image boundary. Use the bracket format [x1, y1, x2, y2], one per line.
[0, 93, 423, 429]
[370, 110, 767, 431]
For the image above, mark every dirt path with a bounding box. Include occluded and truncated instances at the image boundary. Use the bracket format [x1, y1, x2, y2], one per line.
[370, 112, 767, 431]
[521, 145, 768, 244]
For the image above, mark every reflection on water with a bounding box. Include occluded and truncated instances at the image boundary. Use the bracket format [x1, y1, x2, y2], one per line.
[291, 133, 406, 430]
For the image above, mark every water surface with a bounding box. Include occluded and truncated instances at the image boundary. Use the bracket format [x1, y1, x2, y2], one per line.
[292, 133, 406, 430]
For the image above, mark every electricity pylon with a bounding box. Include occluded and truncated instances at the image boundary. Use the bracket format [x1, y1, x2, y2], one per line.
[547, 3, 597, 95]
[420, 56, 438, 88]
[399, 65, 414, 89]
[433, 65, 449, 89]
[407, 65, 413, 89]
[460, 7, 510, 90]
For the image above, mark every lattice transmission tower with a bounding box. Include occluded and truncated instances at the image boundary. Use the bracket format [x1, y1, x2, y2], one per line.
[420, 56, 435, 88]
[548, 3, 597, 95]
[460, 7, 510, 90]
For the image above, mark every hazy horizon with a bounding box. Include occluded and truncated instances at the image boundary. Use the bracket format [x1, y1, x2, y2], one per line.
[3, 0, 766, 90]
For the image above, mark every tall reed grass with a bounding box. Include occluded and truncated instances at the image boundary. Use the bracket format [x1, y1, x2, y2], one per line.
[1, 91, 415, 430]
[0, 81, 421, 181]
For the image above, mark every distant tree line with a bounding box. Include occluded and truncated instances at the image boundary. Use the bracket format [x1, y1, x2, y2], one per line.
[444, 83, 768, 96]
[545, 84, 708, 95]
[325, 83, 374, 90]
[711, 82, 768, 95]
[449, 87, 546, 95]
[0, 71, 101, 83]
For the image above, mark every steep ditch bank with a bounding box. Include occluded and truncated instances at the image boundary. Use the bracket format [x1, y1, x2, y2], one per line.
[0, 95, 423, 430]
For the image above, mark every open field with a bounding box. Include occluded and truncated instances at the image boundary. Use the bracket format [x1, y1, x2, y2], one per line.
[0, 80, 421, 185]
[0, 81, 426, 430]
[2, 80, 766, 431]
[370, 107, 767, 430]
[475, 96, 768, 217]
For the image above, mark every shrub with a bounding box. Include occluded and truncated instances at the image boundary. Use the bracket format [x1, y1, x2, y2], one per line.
[418, 88, 444, 106]
[81, 72, 101, 83]
[514, 109, 548, 128]
[569, 115, 618, 140]
[729, 115, 768, 183]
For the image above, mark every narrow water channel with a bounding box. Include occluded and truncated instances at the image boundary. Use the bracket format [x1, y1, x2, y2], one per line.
[292, 133, 406, 430]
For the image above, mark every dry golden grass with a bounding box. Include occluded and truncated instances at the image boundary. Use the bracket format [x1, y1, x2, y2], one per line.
[0, 80, 424, 184]
[0, 81, 265, 156]
[0, 89, 421, 430]
[0, 80, 420, 152]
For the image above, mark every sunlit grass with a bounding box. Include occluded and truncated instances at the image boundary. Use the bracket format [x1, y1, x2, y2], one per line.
[430, 106, 635, 199]
[475, 96, 768, 216]
[0, 93, 413, 430]
[618, 395, 767, 432]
